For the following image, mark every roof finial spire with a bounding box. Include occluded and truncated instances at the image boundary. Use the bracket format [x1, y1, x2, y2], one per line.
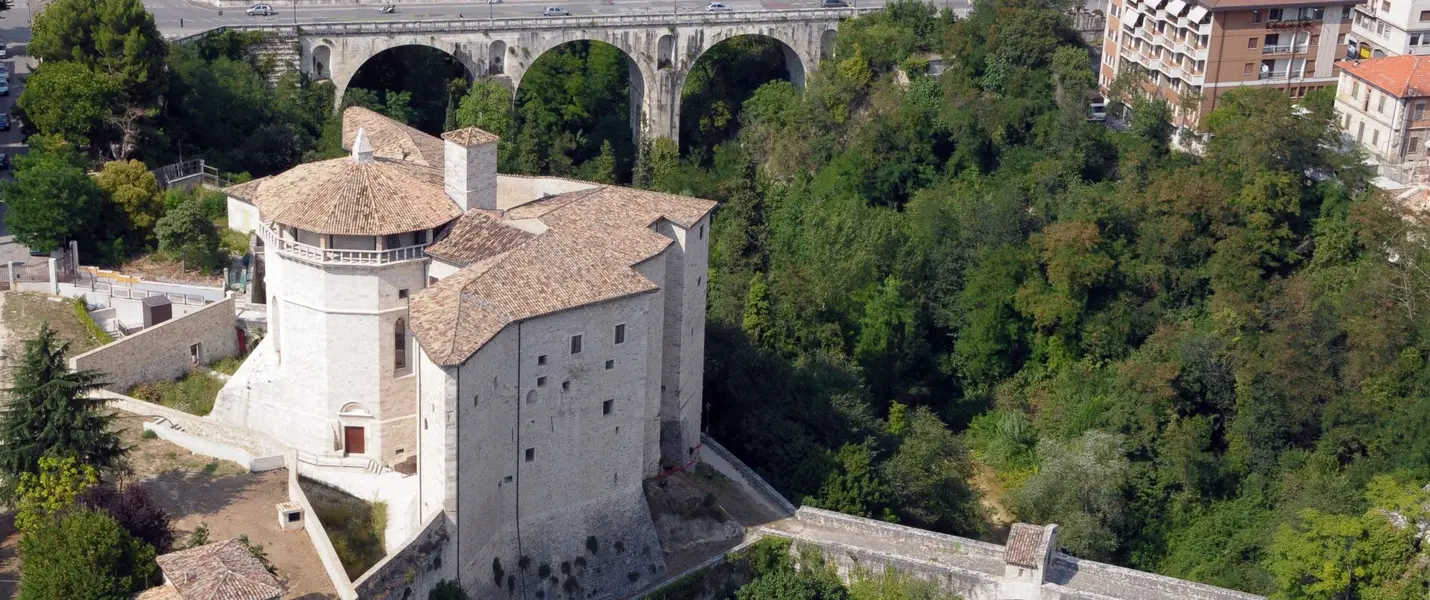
[352, 127, 374, 164]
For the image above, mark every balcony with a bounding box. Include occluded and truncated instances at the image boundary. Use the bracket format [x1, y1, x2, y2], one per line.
[1258, 70, 1289, 80]
[257, 223, 430, 267]
[1262, 44, 1308, 55]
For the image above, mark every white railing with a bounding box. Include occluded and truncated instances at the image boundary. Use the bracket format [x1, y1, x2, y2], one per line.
[1259, 70, 1289, 80]
[258, 223, 430, 267]
[168, 7, 876, 41]
[295, 449, 388, 474]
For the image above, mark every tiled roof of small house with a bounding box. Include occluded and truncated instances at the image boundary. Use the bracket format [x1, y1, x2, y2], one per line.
[342, 106, 445, 166]
[411, 185, 715, 366]
[240, 134, 462, 236]
[133, 585, 183, 600]
[224, 176, 269, 204]
[1004, 523, 1046, 568]
[1340, 55, 1430, 99]
[153, 538, 283, 600]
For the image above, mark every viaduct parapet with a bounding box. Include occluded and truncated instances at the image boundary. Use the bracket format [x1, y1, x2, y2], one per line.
[177, 9, 871, 144]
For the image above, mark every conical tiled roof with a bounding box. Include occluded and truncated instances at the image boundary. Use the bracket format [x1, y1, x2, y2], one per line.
[244, 151, 462, 236]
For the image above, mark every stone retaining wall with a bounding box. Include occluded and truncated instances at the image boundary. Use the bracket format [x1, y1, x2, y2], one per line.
[288, 454, 360, 600]
[70, 296, 239, 392]
[352, 510, 454, 600]
[700, 434, 796, 517]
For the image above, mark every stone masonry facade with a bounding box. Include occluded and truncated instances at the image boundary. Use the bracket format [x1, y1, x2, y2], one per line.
[70, 296, 240, 392]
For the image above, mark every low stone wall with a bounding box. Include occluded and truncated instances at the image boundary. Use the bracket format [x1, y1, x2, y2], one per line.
[352, 510, 454, 600]
[794, 507, 1006, 560]
[287, 454, 359, 600]
[101, 390, 287, 472]
[700, 434, 796, 517]
[761, 529, 1003, 600]
[70, 296, 239, 392]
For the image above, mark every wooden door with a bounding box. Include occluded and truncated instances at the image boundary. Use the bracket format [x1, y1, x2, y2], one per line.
[344, 426, 365, 455]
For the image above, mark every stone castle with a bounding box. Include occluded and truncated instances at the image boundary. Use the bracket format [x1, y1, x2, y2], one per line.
[215, 107, 712, 598]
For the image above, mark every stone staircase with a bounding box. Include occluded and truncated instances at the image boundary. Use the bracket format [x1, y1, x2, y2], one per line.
[247, 32, 302, 82]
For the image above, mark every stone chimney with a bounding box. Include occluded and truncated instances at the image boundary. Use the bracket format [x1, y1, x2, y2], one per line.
[352, 127, 374, 164]
[442, 127, 500, 211]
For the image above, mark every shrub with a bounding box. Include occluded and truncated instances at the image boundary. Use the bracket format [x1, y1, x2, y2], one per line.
[429, 580, 468, 600]
[80, 484, 175, 554]
[18, 508, 158, 600]
[71, 297, 114, 345]
[126, 370, 224, 416]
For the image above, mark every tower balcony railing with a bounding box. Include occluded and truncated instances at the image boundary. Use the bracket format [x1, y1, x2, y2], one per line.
[258, 223, 429, 266]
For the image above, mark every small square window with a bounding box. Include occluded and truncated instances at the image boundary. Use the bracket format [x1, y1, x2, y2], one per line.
[605, 359, 614, 370]
[603, 399, 613, 415]
[525, 448, 535, 461]
[571, 335, 583, 354]
[615, 324, 626, 345]
[1422, 9, 1430, 21]
[562, 380, 570, 391]
[398, 289, 409, 299]
[1247, 37, 1258, 49]
[537, 376, 547, 387]
[538, 355, 547, 366]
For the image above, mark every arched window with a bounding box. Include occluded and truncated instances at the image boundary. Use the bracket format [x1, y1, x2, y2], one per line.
[395, 318, 407, 370]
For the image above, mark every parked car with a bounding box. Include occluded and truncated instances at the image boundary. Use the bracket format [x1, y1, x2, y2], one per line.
[0, 81, 11, 97]
[707, 2, 733, 10]
[542, 5, 569, 15]
[0, 114, 12, 131]
[0, 155, 11, 171]
[0, 45, 9, 59]
[821, 0, 848, 7]
[246, 3, 273, 16]
[1088, 99, 1107, 122]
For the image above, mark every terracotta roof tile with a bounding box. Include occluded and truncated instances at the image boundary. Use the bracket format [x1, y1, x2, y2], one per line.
[154, 539, 283, 600]
[426, 209, 537, 266]
[442, 127, 500, 147]
[342, 106, 445, 167]
[134, 585, 183, 600]
[246, 156, 462, 235]
[1340, 56, 1430, 98]
[411, 185, 715, 366]
[1004, 523, 1046, 568]
[224, 177, 269, 204]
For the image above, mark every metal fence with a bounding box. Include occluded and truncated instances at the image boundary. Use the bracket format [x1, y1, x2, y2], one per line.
[150, 159, 234, 191]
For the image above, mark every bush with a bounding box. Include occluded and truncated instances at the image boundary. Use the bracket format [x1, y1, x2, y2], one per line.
[430, 580, 469, 600]
[71, 297, 114, 346]
[302, 478, 386, 579]
[80, 484, 175, 554]
[127, 370, 224, 416]
[18, 508, 158, 600]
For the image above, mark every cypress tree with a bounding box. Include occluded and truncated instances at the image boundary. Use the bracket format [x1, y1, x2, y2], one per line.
[0, 323, 123, 499]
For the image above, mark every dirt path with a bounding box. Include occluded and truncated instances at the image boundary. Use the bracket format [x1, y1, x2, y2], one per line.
[971, 460, 1015, 541]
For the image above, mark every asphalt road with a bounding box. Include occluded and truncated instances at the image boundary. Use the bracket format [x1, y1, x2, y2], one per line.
[148, 0, 916, 36]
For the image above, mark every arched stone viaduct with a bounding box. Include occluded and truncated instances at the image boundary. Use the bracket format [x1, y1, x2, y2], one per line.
[291, 9, 870, 142]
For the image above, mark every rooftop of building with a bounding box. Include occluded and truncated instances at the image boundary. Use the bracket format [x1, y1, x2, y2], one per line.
[146, 538, 284, 600]
[223, 129, 464, 236]
[239, 106, 717, 366]
[1340, 55, 1430, 98]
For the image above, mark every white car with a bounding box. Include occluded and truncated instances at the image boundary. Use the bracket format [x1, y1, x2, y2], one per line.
[246, 3, 273, 16]
[707, 2, 733, 10]
[1088, 101, 1107, 122]
[0, 45, 8, 59]
[542, 6, 569, 16]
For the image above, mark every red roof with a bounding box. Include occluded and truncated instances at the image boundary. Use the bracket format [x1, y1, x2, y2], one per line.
[1340, 55, 1430, 98]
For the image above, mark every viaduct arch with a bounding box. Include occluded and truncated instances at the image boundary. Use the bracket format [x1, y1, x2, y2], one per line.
[292, 9, 865, 143]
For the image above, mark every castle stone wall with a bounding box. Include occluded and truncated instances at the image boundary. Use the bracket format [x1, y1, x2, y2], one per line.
[69, 296, 239, 392]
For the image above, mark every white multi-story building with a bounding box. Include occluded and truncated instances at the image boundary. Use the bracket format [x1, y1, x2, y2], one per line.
[1350, 0, 1430, 57]
[216, 107, 714, 597]
[1334, 55, 1430, 185]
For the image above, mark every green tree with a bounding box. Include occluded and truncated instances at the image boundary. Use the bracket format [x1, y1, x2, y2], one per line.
[17, 62, 121, 150]
[14, 456, 99, 535]
[155, 196, 220, 271]
[29, 0, 167, 102]
[94, 159, 163, 243]
[457, 78, 514, 138]
[1013, 431, 1128, 560]
[17, 508, 158, 600]
[0, 142, 105, 253]
[579, 140, 618, 184]
[881, 407, 983, 536]
[0, 324, 121, 497]
[849, 567, 960, 600]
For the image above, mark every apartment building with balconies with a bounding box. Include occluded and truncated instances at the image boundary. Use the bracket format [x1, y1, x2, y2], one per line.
[1350, 0, 1430, 57]
[1100, 0, 1358, 131]
[1334, 55, 1430, 183]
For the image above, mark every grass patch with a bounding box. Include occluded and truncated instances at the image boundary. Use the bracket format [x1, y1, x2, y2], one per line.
[71, 297, 114, 346]
[128, 369, 225, 416]
[2, 292, 109, 354]
[209, 355, 245, 375]
[300, 478, 387, 579]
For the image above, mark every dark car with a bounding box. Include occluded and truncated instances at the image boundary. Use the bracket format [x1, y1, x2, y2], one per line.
[822, 0, 848, 6]
[0, 114, 12, 131]
[0, 154, 11, 170]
